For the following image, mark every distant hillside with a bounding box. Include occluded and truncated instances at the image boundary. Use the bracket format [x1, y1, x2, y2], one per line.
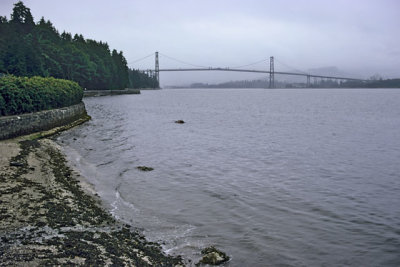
[341, 79, 400, 88]
[190, 79, 270, 88]
[186, 77, 400, 89]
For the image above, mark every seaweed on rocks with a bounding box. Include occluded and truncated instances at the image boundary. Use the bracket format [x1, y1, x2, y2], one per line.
[196, 246, 230, 265]
[137, 166, 154, 172]
[0, 138, 184, 266]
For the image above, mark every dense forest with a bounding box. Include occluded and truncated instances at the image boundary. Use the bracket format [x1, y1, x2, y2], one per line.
[0, 1, 158, 90]
[128, 68, 159, 89]
[190, 79, 271, 89]
[338, 79, 400, 88]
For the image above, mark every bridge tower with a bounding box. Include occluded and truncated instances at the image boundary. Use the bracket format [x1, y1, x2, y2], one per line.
[155, 51, 160, 86]
[307, 75, 311, 87]
[269, 56, 275, 88]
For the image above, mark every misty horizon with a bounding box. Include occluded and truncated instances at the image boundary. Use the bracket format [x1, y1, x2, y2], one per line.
[1, 0, 399, 86]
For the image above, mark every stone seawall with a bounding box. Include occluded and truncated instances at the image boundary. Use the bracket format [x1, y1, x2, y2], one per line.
[0, 102, 87, 140]
[84, 88, 140, 97]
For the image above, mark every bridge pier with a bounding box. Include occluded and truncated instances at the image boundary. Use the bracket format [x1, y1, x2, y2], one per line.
[155, 52, 159, 87]
[269, 56, 275, 88]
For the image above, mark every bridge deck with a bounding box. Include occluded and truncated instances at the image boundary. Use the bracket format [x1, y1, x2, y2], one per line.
[157, 67, 365, 81]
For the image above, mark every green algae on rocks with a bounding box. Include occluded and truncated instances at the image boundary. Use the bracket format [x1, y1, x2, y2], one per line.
[137, 166, 154, 171]
[197, 246, 230, 265]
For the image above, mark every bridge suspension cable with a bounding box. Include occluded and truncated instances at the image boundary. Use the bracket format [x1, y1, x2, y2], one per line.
[128, 52, 155, 65]
[158, 52, 208, 68]
[134, 51, 366, 85]
[232, 58, 269, 69]
[274, 58, 308, 75]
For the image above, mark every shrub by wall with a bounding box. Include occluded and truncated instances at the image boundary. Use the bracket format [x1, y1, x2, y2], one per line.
[0, 75, 83, 116]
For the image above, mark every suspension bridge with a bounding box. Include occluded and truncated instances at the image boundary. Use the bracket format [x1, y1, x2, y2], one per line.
[131, 52, 366, 88]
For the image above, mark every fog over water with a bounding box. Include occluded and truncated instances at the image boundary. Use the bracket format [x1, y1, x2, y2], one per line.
[58, 89, 400, 266]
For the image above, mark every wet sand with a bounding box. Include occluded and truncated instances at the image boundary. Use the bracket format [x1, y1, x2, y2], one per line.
[0, 134, 183, 266]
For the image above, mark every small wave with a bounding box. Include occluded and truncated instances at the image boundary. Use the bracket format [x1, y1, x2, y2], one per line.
[110, 194, 120, 220]
[97, 160, 115, 167]
[120, 145, 136, 152]
[155, 225, 198, 255]
[118, 168, 132, 177]
[110, 189, 139, 220]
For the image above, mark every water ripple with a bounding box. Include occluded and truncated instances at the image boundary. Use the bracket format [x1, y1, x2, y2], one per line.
[58, 89, 400, 266]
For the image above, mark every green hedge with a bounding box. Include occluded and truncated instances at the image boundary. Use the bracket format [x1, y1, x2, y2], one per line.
[0, 75, 83, 116]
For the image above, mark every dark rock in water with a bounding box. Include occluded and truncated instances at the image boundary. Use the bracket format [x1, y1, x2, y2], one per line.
[197, 246, 230, 265]
[9, 161, 24, 167]
[175, 120, 185, 124]
[136, 166, 154, 172]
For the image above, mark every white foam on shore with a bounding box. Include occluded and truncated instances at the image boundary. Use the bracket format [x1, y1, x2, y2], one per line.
[56, 137, 203, 262]
[110, 190, 139, 220]
[110, 196, 120, 220]
[110, 187, 201, 259]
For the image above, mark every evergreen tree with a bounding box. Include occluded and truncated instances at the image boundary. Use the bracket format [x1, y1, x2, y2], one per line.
[10, 1, 34, 26]
[0, 1, 158, 89]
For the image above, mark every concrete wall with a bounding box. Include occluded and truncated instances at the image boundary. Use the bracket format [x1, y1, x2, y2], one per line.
[0, 102, 87, 140]
[84, 89, 140, 97]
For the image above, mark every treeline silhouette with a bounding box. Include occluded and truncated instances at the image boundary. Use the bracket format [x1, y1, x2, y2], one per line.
[0, 1, 158, 90]
[339, 79, 400, 88]
[189, 78, 400, 89]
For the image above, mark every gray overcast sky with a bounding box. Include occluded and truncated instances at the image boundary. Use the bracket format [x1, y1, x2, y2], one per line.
[1, 0, 399, 85]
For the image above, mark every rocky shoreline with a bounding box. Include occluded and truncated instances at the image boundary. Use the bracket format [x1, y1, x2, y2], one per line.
[0, 135, 184, 266]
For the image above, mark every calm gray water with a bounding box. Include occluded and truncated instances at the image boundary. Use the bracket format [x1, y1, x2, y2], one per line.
[58, 89, 400, 266]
